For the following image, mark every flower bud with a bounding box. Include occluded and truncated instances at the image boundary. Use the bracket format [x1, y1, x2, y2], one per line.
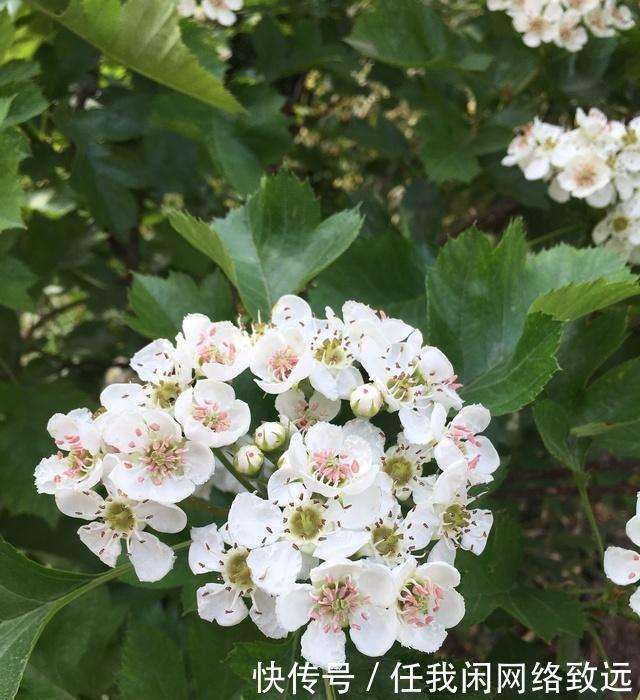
[350, 383, 383, 418]
[254, 421, 287, 452]
[234, 444, 264, 476]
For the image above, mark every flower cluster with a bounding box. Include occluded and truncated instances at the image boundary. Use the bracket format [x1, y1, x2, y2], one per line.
[177, 0, 243, 25]
[487, 0, 634, 51]
[503, 108, 640, 262]
[35, 295, 499, 667]
[604, 493, 640, 617]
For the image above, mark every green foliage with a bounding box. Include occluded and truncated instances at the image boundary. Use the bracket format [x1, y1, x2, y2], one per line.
[30, 0, 241, 113]
[170, 173, 363, 318]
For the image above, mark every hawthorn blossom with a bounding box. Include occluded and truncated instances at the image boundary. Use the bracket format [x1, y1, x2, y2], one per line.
[130, 338, 193, 409]
[393, 559, 465, 653]
[275, 388, 340, 432]
[56, 486, 186, 581]
[174, 379, 250, 447]
[381, 433, 434, 501]
[179, 314, 251, 382]
[276, 559, 398, 668]
[604, 493, 640, 616]
[35, 408, 103, 493]
[177, 0, 243, 26]
[250, 327, 313, 394]
[104, 408, 214, 503]
[189, 523, 292, 636]
[342, 300, 413, 352]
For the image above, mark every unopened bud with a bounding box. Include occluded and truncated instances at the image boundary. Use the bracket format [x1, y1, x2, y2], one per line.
[254, 421, 287, 452]
[350, 383, 383, 418]
[234, 444, 264, 476]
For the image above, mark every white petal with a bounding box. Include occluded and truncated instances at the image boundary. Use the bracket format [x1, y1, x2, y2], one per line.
[313, 529, 369, 560]
[275, 584, 313, 631]
[604, 546, 640, 586]
[427, 539, 457, 566]
[433, 589, 465, 628]
[188, 524, 226, 574]
[227, 493, 283, 548]
[128, 532, 176, 582]
[247, 541, 301, 595]
[398, 620, 447, 653]
[183, 441, 216, 485]
[300, 620, 346, 669]
[356, 562, 396, 608]
[349, 605, 397, 657]
[55, 489, 104, 520]
[250, 589, 288, 639]
[462, 509, 493, 555]
[434, 436, 466, 472]
[133, 501, 187, 533]
[78, 521, 121, 566]
[418, 562, 460, 589]
[629, 588, 640, 616]
[197, 582, 249, 626]
[626, 515, 640, 548]
[452, 404, 491, 434]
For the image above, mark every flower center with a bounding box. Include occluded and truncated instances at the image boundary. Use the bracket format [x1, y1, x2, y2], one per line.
[612, 216, 630, 233]
[398, 578, 444, 627]
[104, 501, 136, 534]
[199, 340, 237, 367]
[372, 523, 403, 558]
[386, 369, 420, 403]
[383, 455, 415, 486]
[575, 163, 598, 188]
[268, 347, 299, 381]
[62, 449, 95, 479]
[310, 575, 368, 633]
[313, 337, 347, 366]
[141, 438, 186, 485]
[287, 504, 325, 541]
[224, 549, 253, 593]
[311, 449, 360, 486]
[192, 403, 231, 432]
[151, 380, 181, 408]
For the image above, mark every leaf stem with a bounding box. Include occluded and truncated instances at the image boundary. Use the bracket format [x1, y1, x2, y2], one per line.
[587, 622, 623, 700]
[212, 446, 263, 496]
[323, 675, 337, 700]
[574, 472, 604, 558]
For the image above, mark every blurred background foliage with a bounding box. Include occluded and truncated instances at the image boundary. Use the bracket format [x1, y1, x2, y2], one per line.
[1, 0, 640, 698]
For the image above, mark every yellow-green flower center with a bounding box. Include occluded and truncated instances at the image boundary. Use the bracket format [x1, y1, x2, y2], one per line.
[104, 502, 136, 534]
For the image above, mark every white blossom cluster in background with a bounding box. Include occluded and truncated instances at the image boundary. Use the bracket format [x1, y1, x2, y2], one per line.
[176, 0, 243, 25]
[503, 108, 640, 262]
[34, 295, 500, 668]
[604, 493, 640, 617]
[487, 0, 634, 51]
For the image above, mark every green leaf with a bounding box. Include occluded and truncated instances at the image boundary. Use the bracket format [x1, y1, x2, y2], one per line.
[0, 536, 92, 699]
[533, 398, 588, 472]
[347, 0, 447, 68]
[426, 222, 637, 415]
[30, 0, 241, 113]
[501, 587, 585, 643]
[0, 128, 29, 232]
[461, 312, 562, 414]
[309, 232, 427, 331]
[169, 173, 363, 318]
[0, 381, 92, 524]
[0, 254, 37, 310]
[127, 270, 234, 339]
[118, 621, 188, 700]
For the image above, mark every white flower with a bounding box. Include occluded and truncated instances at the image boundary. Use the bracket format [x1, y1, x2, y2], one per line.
[381, 433, 434, 501]
[512, 0, 562, 47]
[177, 0, 243, 26]
[190, 523, 297, 632]
[104, 408, 214, 503]
[556, 152, 611, 198]
[433, 404, 500, 486]
[592, 200, 640, 261]
[604, 493, 640, 615]
[342, 300, 413, 353]
[284, 421, 380, 498]
[56, 486, 186, 581]
[250, 327, 313, 394]
[393, 558, 465, 653]
[130, 338, 193, 409]
[99, 382, 149, 412]
[35, 408, 103, 493]
[555, 9, 589, 51]
[275, 388, 340, 431]
[174, 379, 250, 447]
[276, 559, 397, 668]
[179, 314, 251, 382]
[419, 468, 494, 557]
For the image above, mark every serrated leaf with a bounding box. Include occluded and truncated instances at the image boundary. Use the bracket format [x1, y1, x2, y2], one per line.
[118, 621, 188, 700]
[0, 254, 37, 310]
[0, 128, 29, 232]
[533, 398, 588, 472]
[501, 587, 585, 643]
[169, 173, 363, 318]
[308, 232, 427, 331]
[426, 222, 637, 415]
[127, 270, 234, 339]
[30, 0, 241, 113]
[0, 537, 92, 699]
